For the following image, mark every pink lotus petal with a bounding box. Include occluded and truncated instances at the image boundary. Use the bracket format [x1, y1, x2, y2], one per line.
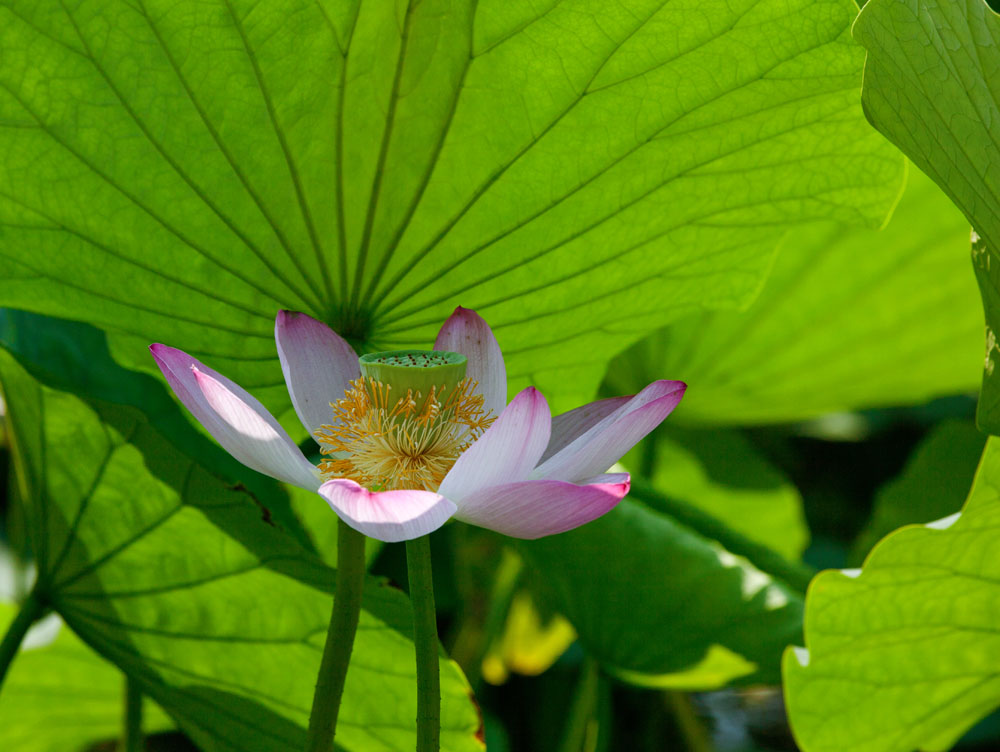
[439, 387, 551, 500]
[453, 476, 630, 539]
[275, 310, 360, 436]
[540, 396, 631, 464]
[532, 380, 686, 483]
[150, 344, 320, 490]
[318, 479, 457, 542]
[434, 306, 506, 419]
[579, 472, 630, 485]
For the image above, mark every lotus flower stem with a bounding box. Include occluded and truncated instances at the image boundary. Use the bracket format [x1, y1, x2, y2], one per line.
[665, 691, 711, 752]
[557, 657, 600, 752]
[406, 535, 440, 752]
[122, 676, 143, 752]
[305, 520, 367, 752]
[0, 588, 43, 695]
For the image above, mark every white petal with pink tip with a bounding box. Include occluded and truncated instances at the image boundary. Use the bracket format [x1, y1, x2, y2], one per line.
[541, 396, 631, 464]
[150, 344, 319, 490]
[439, 387, 551, 501]
[533, 380, 686, 483]
[275, 310, 360, 436]
[452, 476, 630, 539]
[192, 368, 321, 490]
[319, 479, 456, 542]
[434, 307, 507, 419]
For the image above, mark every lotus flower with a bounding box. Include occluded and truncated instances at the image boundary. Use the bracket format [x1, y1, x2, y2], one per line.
[150, 308, 685, 542]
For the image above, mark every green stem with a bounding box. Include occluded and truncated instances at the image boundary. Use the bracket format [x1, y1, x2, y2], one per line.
[665, 691, 711, 752]
[406, 535, 440, 752]
[122, 676, 143, 752]
[0, 589, 43, 695]
[304, 520, 367, 752]
[557, 657, 600, 752]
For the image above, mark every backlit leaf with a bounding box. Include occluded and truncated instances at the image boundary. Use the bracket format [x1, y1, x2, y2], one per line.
[784, 436, 1000, 752]
[0, 604, 174, 752]
[606, 166, 981, 424]
[519, 496, 804, 688]
[0, 0, 902, 413]
[853, 0, 1000, 431]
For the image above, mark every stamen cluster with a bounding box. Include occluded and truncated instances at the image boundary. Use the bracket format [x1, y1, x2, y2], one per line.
[315, 377, 495, 491]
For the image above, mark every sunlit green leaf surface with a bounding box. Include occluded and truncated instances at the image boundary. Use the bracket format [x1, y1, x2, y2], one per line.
[784, 436, 1000, 752]
[854, 0, 1000, 431]
[606, 167, 981, 424]
[0, 350, 482, 752]
[0, 0, 902, 413]
[519, 497, 804, 687]
[0, 604, 174, 752]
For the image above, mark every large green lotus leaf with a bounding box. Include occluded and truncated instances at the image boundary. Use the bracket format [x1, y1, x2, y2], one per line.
[972, 230, 1000, 431]
[605, 166, 982, 424]
[0, 350, 482, 752]
[518, 495, 804, 688]
[0, 308, 319, 549]
[0, 0, 902, 414]
[0, 604, 174, 752]
[853, 0, 1000, 432]
[851, 419, 985, 563]
[783, 436, 1000, 752]
[623, 426, 809, 560]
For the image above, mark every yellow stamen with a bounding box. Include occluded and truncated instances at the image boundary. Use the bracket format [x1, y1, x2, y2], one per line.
[315, 377, 495, 492]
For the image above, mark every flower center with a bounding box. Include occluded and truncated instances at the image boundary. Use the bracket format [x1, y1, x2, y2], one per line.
[314, 350, 496, 491]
